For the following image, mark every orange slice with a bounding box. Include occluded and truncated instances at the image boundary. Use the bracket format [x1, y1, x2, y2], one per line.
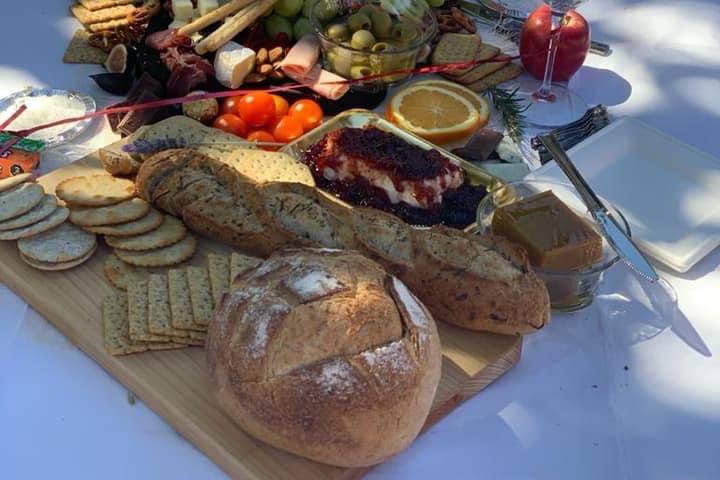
[411, 79, 490, 128]
[386, 85, 482, 144]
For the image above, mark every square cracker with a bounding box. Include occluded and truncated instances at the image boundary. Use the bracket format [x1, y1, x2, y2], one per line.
[452, 55, 511, 85]
[431, 33, 482, 76]
[63, 29, 107, 65]
[168, 269, 206, 332]
[88, 17, 132, 32]
[79, 0, 136, 11]
[127, 280, 177, 343]
[103, 293, 148, 356]
[70, 4, 135, 25]
[148, 274, 189, 338]
[446, 44, 503, 79]
[187, 266, 213, 327]
[230, 252, 262, 283]
[208, 253, 230, 307]
[466, 63, 523, 93]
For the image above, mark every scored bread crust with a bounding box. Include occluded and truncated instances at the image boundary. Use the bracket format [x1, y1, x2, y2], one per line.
[207, 249, 442, 467]
[136, 149, 550, 334]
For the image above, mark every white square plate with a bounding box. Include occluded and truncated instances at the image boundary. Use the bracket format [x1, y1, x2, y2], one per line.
[527, 117, 720, 273]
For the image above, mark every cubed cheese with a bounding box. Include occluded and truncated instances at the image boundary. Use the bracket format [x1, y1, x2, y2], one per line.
[214, 41, 256, 89]
[198, 0, 220, 16]
[171, 0, 193, 21]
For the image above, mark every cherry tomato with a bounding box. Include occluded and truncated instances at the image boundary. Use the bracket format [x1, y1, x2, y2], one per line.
[246, 130, 278, 151]
[288, 99, 323, 132]
[272, 115, 304, 143]
[219, 95, 244, 115]
[270, 95, 290, 118]
[212, 113, 248, 137]
[265, 115, 281, 133]
[237, 92, 276, 128]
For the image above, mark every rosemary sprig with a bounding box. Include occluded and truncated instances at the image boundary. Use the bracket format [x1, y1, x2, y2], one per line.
[487, 87, 529, 143]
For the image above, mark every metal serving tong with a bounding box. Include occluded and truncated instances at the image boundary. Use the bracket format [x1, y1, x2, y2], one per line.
[459, 0, 612, 56]
[538, 133, 659, 282]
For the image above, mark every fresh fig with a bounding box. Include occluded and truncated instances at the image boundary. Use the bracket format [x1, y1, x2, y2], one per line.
[104, 44, 128, 73]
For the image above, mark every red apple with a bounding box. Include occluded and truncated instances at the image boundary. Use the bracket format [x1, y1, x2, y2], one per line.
[519, 4, 591, 81]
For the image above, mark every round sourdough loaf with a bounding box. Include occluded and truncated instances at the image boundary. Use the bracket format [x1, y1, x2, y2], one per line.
[206, 248, 442, 467]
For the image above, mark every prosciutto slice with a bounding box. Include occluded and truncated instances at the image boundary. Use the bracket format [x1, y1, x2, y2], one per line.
[145, 29, 193, 51]
[281, 35, 349, 100]
[161, 47, 214, 97]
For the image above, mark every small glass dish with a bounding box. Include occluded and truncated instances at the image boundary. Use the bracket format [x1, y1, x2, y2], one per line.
[474, 179, 631, 311]
[0, 87, 95, 147]
[310, 0, 437, 88]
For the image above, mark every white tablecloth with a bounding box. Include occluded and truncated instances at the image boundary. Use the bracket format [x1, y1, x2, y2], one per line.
[2, 1, 720, 479]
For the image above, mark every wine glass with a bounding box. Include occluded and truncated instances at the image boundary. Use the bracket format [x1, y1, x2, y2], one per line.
[503, 0, 589, 127]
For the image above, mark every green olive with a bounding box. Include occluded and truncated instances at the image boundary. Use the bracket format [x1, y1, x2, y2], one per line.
[347, 12, 371, 32]
[371, 41, 392, 53]
[351, 29, 376, 49]
[314, 1, 338, 21]
[370, 10, 392, 37]
[357, 4, 377, 18]
[391, 21, 419, 43]
[329, 49, 352, 77]
[325, 23, 350, 41]
[350, 65, 373, 79]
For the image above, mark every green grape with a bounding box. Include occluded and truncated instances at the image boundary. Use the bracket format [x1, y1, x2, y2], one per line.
[293, 17, 315, 39]
[264, 15, 294, 42]
[370, 10, 392, 37]
[325, 22, 350, 41]
[350, 29, 376, 49]
[357, 4, 378, 18]
[350, 65, 373, 79]
[425, 0, 445, 7]
[347, 13, 372, 31]
[314, 1, 339, 21]
[274, 0, 304, 18]
[303, 0, 318, 18]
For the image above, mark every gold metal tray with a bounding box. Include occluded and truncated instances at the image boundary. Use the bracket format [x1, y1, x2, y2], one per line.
[280, 109, 502, 189]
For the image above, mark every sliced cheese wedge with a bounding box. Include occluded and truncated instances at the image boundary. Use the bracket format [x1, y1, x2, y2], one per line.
[171, 0, 193, 21]
[214, 41, 256, 89]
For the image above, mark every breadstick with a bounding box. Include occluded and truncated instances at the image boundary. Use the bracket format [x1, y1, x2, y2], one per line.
[195, 0, 277, 54]
[178, 0, 255, 37]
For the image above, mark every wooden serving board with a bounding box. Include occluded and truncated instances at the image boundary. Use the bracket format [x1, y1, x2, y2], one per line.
[0, 154, 522, 480]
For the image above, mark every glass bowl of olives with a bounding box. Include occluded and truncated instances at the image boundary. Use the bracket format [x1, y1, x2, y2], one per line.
[309, 0, 437, 88]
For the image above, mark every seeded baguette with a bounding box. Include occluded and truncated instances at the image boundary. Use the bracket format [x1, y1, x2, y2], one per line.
[136, 149, 550, 334]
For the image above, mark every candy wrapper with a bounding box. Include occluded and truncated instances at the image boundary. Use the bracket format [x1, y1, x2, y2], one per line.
[0, 133, 43, 178]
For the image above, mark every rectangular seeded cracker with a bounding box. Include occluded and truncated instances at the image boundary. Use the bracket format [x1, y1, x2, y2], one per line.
[466, 63, 523, 93]
[207, 253, 230, 307]
[127, 280, 178, 343]
[103, 293, 148, 356]
[79, 0, 137, 11]
[148, 274, 189, 338]
[230, 252, 262, 283]
[187, 266, 214, 327]
[70, 4, 135, 25]
[63, 29, 108, 64]
[431, 33, 482, 76]
[168, 269, 206, 332]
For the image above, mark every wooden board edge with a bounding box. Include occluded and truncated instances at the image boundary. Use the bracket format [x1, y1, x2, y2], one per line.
[344, 334, 523, 480]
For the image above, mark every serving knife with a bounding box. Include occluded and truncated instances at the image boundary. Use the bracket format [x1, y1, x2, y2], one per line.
[538, 134, 659, 282]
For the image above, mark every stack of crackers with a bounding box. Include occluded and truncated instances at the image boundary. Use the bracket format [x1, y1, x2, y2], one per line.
[57, 174, 198, 267]
[103, 252, 262, 355]
[0, 174, 98, 270]
[63, 0, 159, 64]
[431, 33, 523, 93]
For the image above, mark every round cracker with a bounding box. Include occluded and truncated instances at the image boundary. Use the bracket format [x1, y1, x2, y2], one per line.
[0, 206, 70, 240]
[85, 208, 163, 237]
[114, 235, 197, 267]
[103, 253, 163, 290]
[0, 183, 44, 222]
[56, 174, 135, 207]
[69, 197, 150, 227]
[18, 222, 97, 263]
[105, 215, 187, 251]
[20, 244, 97, 271]
[0, 173, 32, 193]
[0, 195, 57, 231]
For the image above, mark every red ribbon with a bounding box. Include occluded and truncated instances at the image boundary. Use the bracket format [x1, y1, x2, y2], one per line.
[0, 54, 520, 156]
